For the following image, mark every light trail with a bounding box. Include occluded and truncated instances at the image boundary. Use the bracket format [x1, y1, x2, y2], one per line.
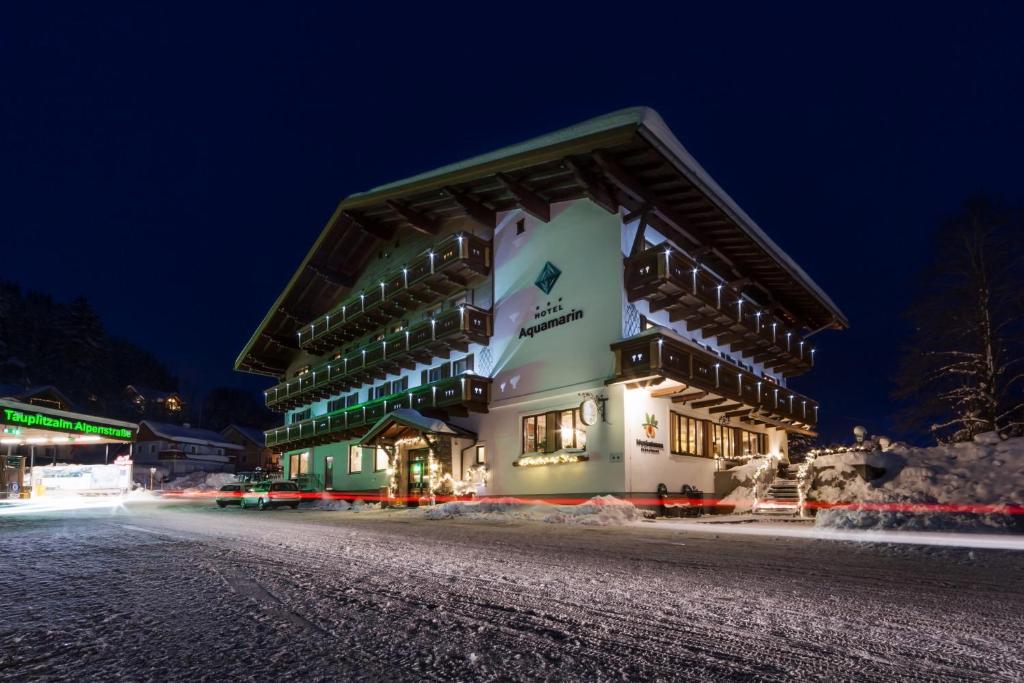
[154, 489, 1024, 516]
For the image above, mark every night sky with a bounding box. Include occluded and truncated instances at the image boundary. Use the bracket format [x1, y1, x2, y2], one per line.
[2, 4, 1022, 443]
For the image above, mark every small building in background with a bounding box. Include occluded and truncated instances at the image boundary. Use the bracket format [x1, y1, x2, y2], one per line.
[124, 385, 186, 421]
[133, 421, 241, 484]
[220, 424, 280, 475]
[0, 384, 76, 412]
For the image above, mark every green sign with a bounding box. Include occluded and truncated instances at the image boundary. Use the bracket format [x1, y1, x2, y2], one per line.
[2, 408, 134, 441]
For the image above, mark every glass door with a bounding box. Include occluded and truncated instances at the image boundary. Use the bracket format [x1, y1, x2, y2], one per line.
[324, 455, 334, 490]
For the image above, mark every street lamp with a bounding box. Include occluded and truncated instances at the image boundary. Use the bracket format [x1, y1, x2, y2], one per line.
[149, 467, 156, 490]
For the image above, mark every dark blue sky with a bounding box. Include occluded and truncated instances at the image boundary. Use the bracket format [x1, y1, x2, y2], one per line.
[2, 3, 1022, 442]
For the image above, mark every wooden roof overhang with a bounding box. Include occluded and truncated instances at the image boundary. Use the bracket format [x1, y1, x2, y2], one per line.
[236, 108, 847, 378]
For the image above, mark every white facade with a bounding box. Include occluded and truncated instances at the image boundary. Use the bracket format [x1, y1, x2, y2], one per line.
[278, 196, 783, 499]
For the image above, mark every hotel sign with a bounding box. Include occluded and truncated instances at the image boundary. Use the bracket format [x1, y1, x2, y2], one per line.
[2, 408, 135, 441]
[518, 261, 586, 339]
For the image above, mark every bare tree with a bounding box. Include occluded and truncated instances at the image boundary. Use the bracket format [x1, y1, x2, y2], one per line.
[895, 196, 1024, 442]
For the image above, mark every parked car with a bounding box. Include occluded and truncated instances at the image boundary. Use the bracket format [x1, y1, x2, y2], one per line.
[240, 480, 301, 510]
[215, 483, 252, 508]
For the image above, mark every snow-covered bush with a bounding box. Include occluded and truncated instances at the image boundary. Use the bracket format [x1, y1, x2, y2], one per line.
[423, 495, 647, 526]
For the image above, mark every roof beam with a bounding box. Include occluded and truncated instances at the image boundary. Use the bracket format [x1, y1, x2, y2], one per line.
[671, 391, 709, 404]
[691, 397, 727, 409]
[725, 408, 753, 418]
[709, 402, 744, 414]
[495, 172, 550, 222]
[593, 150, 703, 246]
[385, 201, 441, 235]
[259, 332, 301, 351]
[650, 383, 688, 398]
[442, 187, 496, 229]
[304, 263, 356, 289]
[563, 156, 618, 215]
[340, 210, 395, 241]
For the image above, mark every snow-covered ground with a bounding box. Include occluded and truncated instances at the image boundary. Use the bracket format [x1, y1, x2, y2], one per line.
[810, 434, 1024, 532]
[1, 499, 1022, 681]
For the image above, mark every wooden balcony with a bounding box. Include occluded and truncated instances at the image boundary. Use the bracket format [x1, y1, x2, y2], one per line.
[298, 232, 491, 354]
[266, 305, 492, 411]
[265, 374, 491, 451]
[624, 247, 814, 376]
[610, 331, 818, 433]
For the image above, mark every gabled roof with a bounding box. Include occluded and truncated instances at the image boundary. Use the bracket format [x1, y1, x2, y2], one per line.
[221, 424, 267, 448]
[236, 107, 848, 377]
[138, 421, 243, 450]
[0, 384, 74, 406]
[358, 408, 476, 447]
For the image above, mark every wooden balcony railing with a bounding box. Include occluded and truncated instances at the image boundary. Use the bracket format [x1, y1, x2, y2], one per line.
[298, 233, 491, 354]
[610, 331, 818, 430]
[624, 247, 814, 376]
[266, 305, 492, 411]
[265, 374, 491, 451]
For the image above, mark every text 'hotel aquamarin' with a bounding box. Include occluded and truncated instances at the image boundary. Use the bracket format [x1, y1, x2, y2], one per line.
[236, 108, 848, 504]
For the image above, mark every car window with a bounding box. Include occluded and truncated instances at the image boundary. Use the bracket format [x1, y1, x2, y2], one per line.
[220, 485, 238, 492]
[271, 483, 297, 491]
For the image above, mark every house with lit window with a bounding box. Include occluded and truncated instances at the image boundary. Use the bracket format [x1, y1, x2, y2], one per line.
[235, 107, 846, 504]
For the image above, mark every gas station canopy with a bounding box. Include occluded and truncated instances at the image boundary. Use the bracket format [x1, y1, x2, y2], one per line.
[0, 398, 138, 446]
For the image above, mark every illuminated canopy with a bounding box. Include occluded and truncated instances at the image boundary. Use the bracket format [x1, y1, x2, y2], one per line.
[0, 398, 138, 445]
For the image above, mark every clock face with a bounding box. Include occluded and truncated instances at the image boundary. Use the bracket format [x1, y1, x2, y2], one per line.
[580, 398, 598, 426]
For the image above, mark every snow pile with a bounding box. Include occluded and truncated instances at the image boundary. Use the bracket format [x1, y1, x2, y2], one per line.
[423, 495, 647, 526]
[307, 498, 382, 512]
[811, 434, 1024, 532]
[166, 471, 237, 492]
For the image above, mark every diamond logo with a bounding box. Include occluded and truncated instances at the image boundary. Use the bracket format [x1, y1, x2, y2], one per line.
[534, 261, 561, 294]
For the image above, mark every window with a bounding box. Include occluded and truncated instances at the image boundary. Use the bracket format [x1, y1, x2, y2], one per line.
[516, 218, 525, 235]
[375, 448, 389, 472]
[739, 429, 767, 456]
[391, 322, 406, 334]
[348, 445, 363, 474]
[392, 376, 408, 393]
[325, 456, 334, 490]
[371, 383, 390, 401]
[475, 445, 486, 465]
[422, 362, 451, 384]
[291, 408, 311, 424]
[288, 451, 310, 479]
[640, 315, 657, 331]
[296, 364, 311, 377]
[670, 414, 707, 457]
[522, 409, 586, 454]
[711, 423, 737, 458]
[452, 354, 474, 376]
[328, 393, 359, 413]
[424, 305, 442, 320]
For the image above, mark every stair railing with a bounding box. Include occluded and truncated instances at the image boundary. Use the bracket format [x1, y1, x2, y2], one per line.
[751, 454, 781, 510]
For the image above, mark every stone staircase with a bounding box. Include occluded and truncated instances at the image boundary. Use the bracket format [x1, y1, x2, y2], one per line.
[753, 466, 801, 517]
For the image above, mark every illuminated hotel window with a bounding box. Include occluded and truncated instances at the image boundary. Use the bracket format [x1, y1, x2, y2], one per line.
[348, 445, 363, 474]
[522, 409, 585, 454]
[288, 451, 309, 479]
[670, 414, 707, 457]
[374, 448, 389, 472]
[712, 423, 737, 458]
[475, 445, 486, 464]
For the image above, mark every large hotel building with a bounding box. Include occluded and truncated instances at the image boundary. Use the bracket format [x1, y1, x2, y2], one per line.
[235, 108, 847, 503]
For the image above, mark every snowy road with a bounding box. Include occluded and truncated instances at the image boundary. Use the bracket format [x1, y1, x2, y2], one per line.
[1, 500, 1022, 681]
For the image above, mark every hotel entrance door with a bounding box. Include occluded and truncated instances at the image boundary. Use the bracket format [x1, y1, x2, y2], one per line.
[407, 448, 429, 502]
